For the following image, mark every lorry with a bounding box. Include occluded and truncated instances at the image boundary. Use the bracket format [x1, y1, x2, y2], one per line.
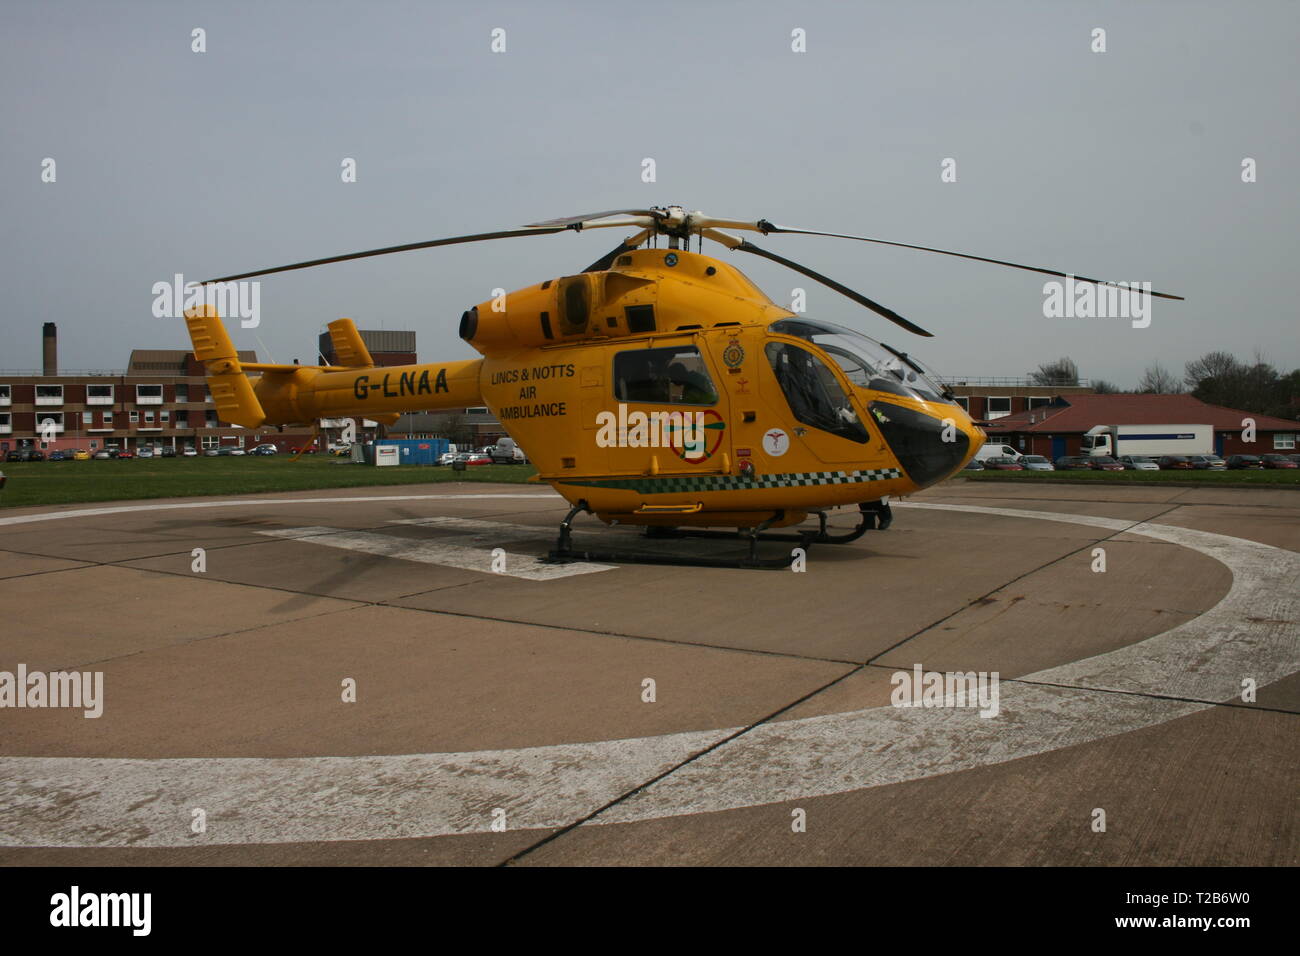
[1081, 424, 1214, 458]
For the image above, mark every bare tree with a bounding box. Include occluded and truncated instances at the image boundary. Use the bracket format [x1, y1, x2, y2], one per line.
[1028, 357, 1079, 386]
[1091, 379, 1120, 394]
[1184, 351, 1241, 391]
[1137, 362, 1184, 394]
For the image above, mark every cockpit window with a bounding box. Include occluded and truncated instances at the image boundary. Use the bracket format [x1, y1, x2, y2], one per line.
[768, 318, 951, 403]
[614, 345, 718, 405]
[765, 342, 870, 443]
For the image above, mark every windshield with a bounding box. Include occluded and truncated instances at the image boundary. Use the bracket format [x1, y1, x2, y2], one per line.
[768, 318, 952, 403]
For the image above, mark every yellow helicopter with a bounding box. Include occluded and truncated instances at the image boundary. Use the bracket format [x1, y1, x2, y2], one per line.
[184, 205, 1181, 568]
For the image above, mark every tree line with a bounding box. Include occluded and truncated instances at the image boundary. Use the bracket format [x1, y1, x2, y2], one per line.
[1028, 353, 1300, 420]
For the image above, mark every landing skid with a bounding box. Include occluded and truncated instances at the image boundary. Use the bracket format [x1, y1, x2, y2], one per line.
[544, 500, 892, 570]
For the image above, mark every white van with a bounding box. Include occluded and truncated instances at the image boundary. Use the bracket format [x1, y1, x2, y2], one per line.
[975, 442, 1022, 462]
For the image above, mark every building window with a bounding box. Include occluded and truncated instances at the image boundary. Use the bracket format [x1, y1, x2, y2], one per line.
[0, 384, 10, 405]
[129, 410, 139, 423]
[36, 412, 65, 435]
[144, 411, 155, 423]
[86, 384, 114, 405]
[985, 397, 1012, 419]
[0, 412, 11, 433]
[951, 396, 969, 412]
[161, 410, 170, 421]
[82, 411, 93, 424]
[35, 384, 64, 406]
[103, 411, 113, 424]
[201, 435, 219, 449]
[136, 384, 164, 404]
[1275, 433, 1296, 450]
[175, 384, 189, 403]
[1027, 396, 1052, 409]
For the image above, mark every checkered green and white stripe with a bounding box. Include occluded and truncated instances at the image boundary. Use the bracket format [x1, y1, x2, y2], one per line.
[559, 468, 903, 495]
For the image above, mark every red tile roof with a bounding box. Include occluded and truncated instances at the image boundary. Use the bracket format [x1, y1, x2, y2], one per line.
[983, 393, 1299, 434]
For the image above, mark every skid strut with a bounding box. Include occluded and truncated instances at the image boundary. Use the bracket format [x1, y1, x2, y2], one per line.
[545, 499, 889, 570]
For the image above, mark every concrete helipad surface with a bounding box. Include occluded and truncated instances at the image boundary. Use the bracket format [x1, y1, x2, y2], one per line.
[0, 480, 1296, 866]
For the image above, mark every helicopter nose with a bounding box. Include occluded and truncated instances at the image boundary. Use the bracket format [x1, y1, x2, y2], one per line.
[868, 401, 975, 486]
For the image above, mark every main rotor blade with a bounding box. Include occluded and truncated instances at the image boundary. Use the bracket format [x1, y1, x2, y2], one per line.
[734, 240, 934, 338]
[201, 227, 566, 284]
[756, 222, 1184, 300]
[525, 209, 660, 228]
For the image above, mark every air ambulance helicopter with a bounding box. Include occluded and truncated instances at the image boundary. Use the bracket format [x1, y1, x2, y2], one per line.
[184, 205, 1181, 568]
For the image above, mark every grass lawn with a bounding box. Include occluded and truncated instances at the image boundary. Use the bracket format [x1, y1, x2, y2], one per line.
[964, 468, 1300, 487]
[0, 457, 538, 509]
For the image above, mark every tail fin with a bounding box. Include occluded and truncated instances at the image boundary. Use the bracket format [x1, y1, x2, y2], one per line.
[183, 305, 267, 428]
[325, 318, 375, 368]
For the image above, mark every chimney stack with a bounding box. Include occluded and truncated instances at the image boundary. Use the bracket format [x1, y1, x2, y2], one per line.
[42, 322, 57, 376]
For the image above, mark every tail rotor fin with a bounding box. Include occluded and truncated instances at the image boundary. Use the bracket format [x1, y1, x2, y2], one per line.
[326, 318, 376, 368]
[183, 305, 267, 428]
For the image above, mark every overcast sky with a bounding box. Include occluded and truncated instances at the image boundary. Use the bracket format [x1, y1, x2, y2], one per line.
[2, 0, 1296, 388]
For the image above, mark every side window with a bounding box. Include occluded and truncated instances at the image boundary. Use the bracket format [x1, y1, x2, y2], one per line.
[765, 342, 869, 443]
[614, 346, 718, 405]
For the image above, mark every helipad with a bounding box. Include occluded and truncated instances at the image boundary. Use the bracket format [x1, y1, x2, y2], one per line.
[0, 480, 1295, 865]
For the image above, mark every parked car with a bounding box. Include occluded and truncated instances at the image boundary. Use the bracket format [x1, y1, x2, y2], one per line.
[1288, 454, 1300, 466]
[116, 449, 134, 459]
[1157, 455, 1194, 470]
[289, 446, 318, 455]
[436, 452, 457, 466]
[330, 444, 353, 457]
[252, 444, 278, 455]
[71, 448, 91, 461]
[93, 449, 113, 460]
[136, 448, 155, 459]
[204, 448, 221, 457]
[47, 449, 69, 461]
[1087, 456, 1123, 472]
[1205, 455, 1228, 469]
[1054, 456, 1094, 470]
[229, 447, 246, 456]
[1185, 455, 1226, 470]
[1226, 454, 1263, 469]
[160, 446, 177, 458]
[1018, 455, 1055, 472]
[4, 450, 24, 463]
[453, 452, 492, 467]
[181, 447, 198, 457]
[1260, 454, 1297, 469]
[983, 456, 1024, 471]
[962, 458, 985, 471]
[1119, 455, 1159, 471]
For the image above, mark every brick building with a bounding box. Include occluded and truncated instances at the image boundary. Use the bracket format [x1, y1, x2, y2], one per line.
[318, 329, 417, 367]
[982, 393, 1299, 459]
[941, 378, 1096, 423]
[0, 327, 314, 455]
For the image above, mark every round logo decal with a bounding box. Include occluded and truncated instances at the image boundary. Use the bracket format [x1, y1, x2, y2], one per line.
[664, 252, 679, 267]
[722, 335, 745, 368]
[667, 409, 726, 463]
[762, 427, 790, 457]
